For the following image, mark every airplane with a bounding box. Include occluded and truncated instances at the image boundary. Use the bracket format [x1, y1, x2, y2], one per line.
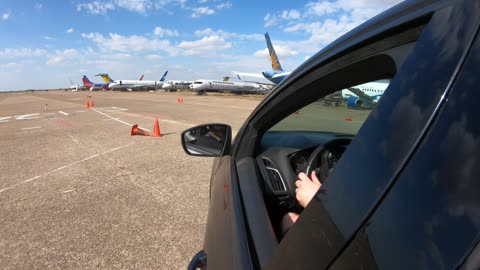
[236, 32, 292, 84]
[236, 74, 274, 94]
[189, 78, 262, 94]
[82, 75, 109, 91]
[97, 71, 168, 91]
[162, 80, 194, 91]
[69, 79, 86, 91]
[341, 80, 390, 108]
[139, 74, 144, 80]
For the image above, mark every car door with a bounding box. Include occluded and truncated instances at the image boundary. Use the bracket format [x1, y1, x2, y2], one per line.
[330, 9, 480, 269]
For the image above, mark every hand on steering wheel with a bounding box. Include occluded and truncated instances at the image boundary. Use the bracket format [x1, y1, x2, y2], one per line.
[295, 171, 321, 208]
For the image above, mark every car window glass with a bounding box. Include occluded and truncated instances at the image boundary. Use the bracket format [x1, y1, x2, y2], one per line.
[264, 3, 480, 269]
[268, 79, 390, 136]
[330, 30, 480, 270]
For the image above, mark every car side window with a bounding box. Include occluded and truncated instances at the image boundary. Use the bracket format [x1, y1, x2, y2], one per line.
[330, 27, 480, 270]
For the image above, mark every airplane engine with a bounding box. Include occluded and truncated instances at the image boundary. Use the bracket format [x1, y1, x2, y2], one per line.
[347, 96, 375, 109]
[262, 71, 275, 78]
[347, 96, 362, 108]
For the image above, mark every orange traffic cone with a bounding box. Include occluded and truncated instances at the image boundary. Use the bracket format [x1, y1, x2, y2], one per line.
[91, 100, 95, 108]
[86, 100, 90, 108]
[131, 124, 150, 136]
[180, 97, 184, 103]
[152, 118, 161, 137]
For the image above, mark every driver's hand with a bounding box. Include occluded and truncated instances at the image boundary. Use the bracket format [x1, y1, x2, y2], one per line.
[295, 171, 322, 208]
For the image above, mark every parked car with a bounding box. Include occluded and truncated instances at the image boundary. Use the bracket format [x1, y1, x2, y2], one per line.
[183, 1, 480, 269]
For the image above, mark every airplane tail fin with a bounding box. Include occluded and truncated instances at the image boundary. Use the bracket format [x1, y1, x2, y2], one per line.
[160, 71, 168, 82]
[236, 74, 242, 81]
[139, 74, 144, 81]
[265, 32, 284, 72]
[82, 75, 93, 87]
[223, 76, 230, 82]
[96, 73, 114, 83]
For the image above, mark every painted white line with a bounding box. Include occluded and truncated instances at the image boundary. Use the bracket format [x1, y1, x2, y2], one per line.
[21, 126, 42, 131]
[0, 116, 12, 123]
[161, 119, 195, 127]
[69, 98, 81, 101]
[103, 119, 114, 121]
[101, 106, 128, 112]
[75, 110, 87, 113]
[0, 142, 135, 194]
[15, 113, 41, 120]
[92, 108, 150, 131]
[58, 111, 69, 116]
[23, 176, 41, 184]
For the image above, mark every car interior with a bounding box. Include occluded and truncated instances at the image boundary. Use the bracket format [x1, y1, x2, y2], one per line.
[256, 80, 387, 239]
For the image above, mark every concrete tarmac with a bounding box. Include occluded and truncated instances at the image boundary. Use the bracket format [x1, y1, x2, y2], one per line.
[0, 90, 262, 269]
[0, 90, 370, 269]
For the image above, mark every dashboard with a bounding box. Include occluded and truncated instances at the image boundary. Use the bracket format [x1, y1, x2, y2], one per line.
[256, 132, 352, 210]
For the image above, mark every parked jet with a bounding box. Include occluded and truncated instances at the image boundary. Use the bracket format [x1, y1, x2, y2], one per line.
[82, 76, 109, 91]
[162, 80, 194, 91]
[236, 32, 292, 84]
[189, 78, 261, 94]
[341, 80, 389, 108]
[97, 71, 168, 91]
[69, 79, 86, 91]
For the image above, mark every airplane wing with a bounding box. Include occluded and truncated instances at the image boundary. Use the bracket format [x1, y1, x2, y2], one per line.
[236, 74, 275, 87]
[235, 72, 265, 79]
[346, 87, 375, 102]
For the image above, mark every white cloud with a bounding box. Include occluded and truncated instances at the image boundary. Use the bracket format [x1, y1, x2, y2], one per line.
[153, 27, 179, 37]
[261, 0, 403, 55]
[192, 6, 214, 18]
[0, 48, 47, 58]
[44, 36, 55, 40]
[194, 28, 263, 41]
[46, 49, 79, 65]
[280, 9, 300, 20]
[35, 3, 43, 11]
[216, 1, 232, 10]
[146, 54, 163, 60]
[254, 45, 298, 58]
[0, 62, 22, 70]
[2, 10, 11, 21]
[264, 13, 279, 28]
[81, 32, 179, 55]
[115, 0, 152, 14]
[304, 1, 340, 17]
[178, 35, 231, 56]
[66, 28, 74, 33]
[76, 1, 115, 15]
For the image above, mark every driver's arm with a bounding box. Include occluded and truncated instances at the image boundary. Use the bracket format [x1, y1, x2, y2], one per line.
[281, 171, 322, 234]
[295, 171, 322, 208]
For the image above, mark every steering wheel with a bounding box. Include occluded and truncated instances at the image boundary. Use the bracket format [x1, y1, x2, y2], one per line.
[304, 138, 352, 182]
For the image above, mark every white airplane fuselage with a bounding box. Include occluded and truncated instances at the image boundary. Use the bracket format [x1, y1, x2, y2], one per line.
[108, 80, 164, 89]
[341, 81, 388, 102]
[162, 80, 194, 90]
[189, 80, 259, 92]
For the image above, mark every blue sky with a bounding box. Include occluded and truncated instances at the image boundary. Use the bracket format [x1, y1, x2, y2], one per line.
[0, 0, 402, 91]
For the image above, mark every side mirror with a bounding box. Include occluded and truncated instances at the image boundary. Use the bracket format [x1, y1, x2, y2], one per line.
[181, 124, 232, 157]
